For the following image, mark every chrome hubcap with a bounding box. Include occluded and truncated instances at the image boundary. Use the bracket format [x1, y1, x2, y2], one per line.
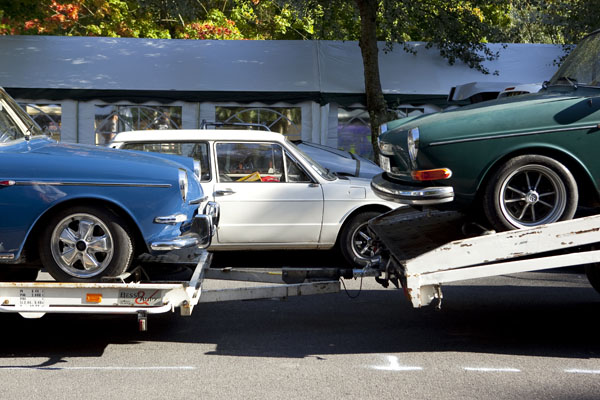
[50, 213, 114, 278]
[500, 165, 567, 228]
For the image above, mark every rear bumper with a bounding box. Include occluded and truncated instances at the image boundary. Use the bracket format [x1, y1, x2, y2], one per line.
[371, 173, 454, 205]
[150, 201, 220, 251]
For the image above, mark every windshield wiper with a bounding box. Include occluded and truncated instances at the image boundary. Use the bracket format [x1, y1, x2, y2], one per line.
[554, 76, 578, 89]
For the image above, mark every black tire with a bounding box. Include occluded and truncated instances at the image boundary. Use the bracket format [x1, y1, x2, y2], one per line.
[585, 263, 600, 294]
[39, 206, 134, 282]
[483, 155, 578, 231]
[339, 211, 381, 267]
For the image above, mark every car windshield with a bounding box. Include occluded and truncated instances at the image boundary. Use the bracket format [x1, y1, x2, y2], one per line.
[548, 31, 600, 87]
[0, 88, 44, 143]
[286, 139, 336, 181]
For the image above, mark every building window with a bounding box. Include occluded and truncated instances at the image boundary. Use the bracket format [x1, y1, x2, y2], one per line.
[394, 106, 425, 119]
[215, 106, 301, 141]
[337, 108, 373, 160]
[20, 103, 62, 142]
[94, 105, 182, 145]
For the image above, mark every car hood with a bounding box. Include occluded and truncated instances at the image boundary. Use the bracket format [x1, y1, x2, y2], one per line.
[14, 138, 194, 183]
[385, 87, 600, 146]
[296, 141, 382, 179]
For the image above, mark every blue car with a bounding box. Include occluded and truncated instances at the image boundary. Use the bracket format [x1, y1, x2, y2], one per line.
[0, 88, 217, 282]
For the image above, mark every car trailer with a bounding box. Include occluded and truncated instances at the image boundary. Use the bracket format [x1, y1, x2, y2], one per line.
[0, 249, 370, 331]
[368, 208, 600, 308]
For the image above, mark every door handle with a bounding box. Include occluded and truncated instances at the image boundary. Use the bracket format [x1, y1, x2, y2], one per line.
[215, 189, 236, 196]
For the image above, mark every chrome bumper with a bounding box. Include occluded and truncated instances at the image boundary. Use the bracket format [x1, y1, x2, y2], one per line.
[371, 173, 454, 205]
[151, 201, 220, 251]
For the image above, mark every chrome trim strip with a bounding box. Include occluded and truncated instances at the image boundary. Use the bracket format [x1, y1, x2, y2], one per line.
[0, 254, 16, 260]
[11, 181, 171, 188]
[189, 196, 208, 205]
[429, 124, 600, 147]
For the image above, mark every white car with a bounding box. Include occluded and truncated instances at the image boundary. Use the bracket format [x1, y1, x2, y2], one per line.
[110, 130, 401, 266]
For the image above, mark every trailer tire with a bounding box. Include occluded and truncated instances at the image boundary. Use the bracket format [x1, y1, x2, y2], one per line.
[39, 206, 134, 282]
[339, 211, 381, 267]
[483, 155, 578, 231]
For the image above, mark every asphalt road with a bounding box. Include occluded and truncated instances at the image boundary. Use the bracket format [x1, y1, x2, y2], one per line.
[1, 251, 599, 400]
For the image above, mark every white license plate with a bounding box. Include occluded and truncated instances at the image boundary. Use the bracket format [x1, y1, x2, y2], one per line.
[18, 288, 46, 308]
[118, 289, 163, 306]
[379, 155, 391, 172]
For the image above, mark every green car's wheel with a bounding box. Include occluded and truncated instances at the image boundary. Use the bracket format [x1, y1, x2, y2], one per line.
[39, 206, 134, 282]
[483, 155, 578, 231]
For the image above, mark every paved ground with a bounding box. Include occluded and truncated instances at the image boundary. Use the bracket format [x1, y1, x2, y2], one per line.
[1, 251, 599, 400]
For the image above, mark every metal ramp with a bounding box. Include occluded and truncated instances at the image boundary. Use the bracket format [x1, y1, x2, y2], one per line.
[369, 208, 600, 308]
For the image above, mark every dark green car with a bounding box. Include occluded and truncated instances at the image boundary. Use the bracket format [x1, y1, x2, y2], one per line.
[372, 30, 600, 231]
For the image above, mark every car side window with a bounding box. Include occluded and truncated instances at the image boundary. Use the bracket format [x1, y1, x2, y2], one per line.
[285, 152, 312, 183]
[216, 142, 284, 182]
[120, 141, 211, 182]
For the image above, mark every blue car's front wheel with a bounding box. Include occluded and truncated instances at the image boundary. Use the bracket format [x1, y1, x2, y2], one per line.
[39, 206, 134, 282]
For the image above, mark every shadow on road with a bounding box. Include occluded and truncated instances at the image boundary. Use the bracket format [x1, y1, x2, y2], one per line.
[1, 277, 599, 366]
[1, 250, 599, 367]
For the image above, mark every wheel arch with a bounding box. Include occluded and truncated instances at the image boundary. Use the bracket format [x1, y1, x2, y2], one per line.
[475, 146, 599, 209]
[335, 204, 393, 245]
[23, 198, 147, 262]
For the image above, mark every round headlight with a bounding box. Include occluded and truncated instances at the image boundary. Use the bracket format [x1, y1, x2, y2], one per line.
[178, 169, 189, 202]
[407, 127, 420, 162]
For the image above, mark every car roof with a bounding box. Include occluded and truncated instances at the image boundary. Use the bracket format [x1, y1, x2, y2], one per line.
[111, 129, 286, 143]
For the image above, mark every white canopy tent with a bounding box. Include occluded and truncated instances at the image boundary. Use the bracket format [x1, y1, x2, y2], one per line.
[0, 35, 564, 150]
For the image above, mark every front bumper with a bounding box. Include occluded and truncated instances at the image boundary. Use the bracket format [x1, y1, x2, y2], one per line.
[150, 201, 220, 251]
[371, 173, 454, 205]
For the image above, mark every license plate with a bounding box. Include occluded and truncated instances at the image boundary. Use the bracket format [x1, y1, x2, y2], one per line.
[118, 289, 162, 306]
[18, 288, 46, 308]
[379, 155, 391, 172]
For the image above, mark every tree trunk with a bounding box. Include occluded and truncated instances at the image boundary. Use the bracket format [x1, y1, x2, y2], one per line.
[355, 0, 388, 164]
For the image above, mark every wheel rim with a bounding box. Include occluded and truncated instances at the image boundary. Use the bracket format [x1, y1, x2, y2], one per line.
[499, 164, 567, 228]
[50, 213, 114, 278]
[350, 221, 379, 261]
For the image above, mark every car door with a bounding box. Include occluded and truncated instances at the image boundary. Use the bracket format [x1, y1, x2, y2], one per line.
[213, 141, 324, 245]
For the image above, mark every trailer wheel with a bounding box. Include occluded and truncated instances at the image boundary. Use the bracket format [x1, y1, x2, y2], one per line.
[339, 211, 381, 267]
[39, 206, 134, 282]
[483, 155, 578, 231]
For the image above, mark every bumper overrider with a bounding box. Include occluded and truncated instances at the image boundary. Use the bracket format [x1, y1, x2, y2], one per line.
[371, 173, 454, 205]
[150, 201, 220, 251]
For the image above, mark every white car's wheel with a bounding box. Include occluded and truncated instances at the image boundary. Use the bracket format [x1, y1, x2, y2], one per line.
[39, 206, 134, 282]
[339, 211, 381, 267]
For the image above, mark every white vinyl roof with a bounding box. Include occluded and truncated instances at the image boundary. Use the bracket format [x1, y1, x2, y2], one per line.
[0, 35, 564, 99]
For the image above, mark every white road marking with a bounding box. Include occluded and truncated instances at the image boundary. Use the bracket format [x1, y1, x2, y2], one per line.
[1, 366, 196, 371]
[370, 355, 423, 371]
[463, 367, 521, 372]
[565, 369, 600, 375]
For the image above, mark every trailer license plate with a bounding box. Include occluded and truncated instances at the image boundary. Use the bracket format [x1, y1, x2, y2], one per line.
[18, 288, 46, 308]
[118, 289, 162, 306]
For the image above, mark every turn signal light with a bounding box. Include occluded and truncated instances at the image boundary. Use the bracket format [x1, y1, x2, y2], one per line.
[412, 168, 452, 181]
[86, 293, 102, 303]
